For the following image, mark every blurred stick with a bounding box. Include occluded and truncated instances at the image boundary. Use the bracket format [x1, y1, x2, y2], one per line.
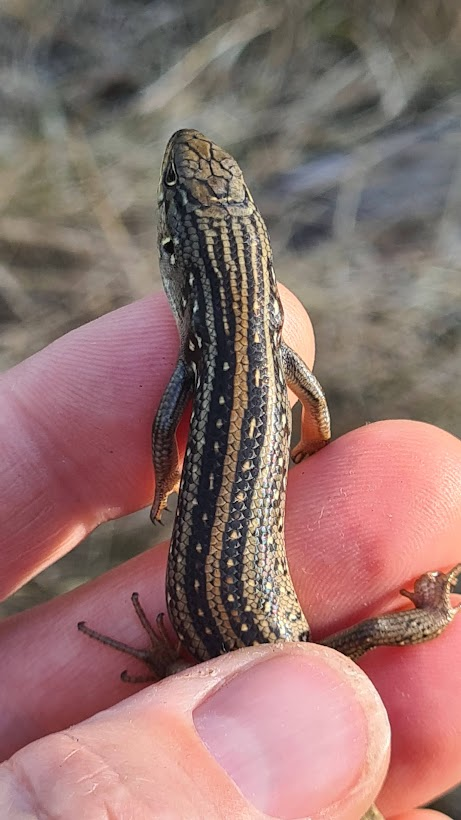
[137, 6, 283, 115]
[67, 120, 155, 297]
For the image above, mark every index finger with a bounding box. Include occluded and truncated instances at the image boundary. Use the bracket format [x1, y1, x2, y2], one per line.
[0, 286, 315, 598]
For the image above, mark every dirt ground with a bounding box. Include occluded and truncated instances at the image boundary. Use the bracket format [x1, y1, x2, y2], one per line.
[0, 1, 460, 813]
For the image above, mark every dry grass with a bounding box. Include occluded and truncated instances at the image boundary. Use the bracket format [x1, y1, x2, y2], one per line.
[0, 1, 460, 811]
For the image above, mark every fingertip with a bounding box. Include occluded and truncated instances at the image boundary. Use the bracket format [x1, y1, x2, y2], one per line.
[15, 642, 387, 820]
[286, 420, 461, 631]
[191, 643, 389, 818]
[279, 283, 316, 367]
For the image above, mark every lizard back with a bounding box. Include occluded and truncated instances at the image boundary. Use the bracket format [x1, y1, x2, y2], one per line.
[158, 130, 311, 659]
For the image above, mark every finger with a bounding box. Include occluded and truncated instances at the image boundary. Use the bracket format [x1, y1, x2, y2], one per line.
[0, 285, 315, 598]
[0, 644, 389, 820]
[287, 420, 461, 632]
[287, 419, 461, 816]
[2, 419, 460, 819]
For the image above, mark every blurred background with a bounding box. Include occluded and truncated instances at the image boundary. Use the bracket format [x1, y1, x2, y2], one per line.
[0, 0, 460, 812]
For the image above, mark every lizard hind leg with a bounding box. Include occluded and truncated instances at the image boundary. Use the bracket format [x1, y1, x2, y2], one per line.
[322, 564, 461, 661]
[78, 593, 189, 682]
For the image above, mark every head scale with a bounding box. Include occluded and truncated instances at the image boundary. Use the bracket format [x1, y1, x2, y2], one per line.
[156, 130, 262, 342]
[158, 129, 251, 214]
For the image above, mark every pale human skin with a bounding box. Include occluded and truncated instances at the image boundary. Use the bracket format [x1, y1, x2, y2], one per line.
[0, 287, 460, 819]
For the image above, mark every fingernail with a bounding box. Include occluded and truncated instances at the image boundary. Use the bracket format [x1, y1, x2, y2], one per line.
[193, 649, 385, 819]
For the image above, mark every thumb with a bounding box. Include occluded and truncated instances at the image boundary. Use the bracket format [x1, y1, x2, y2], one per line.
[0, 643, 389, 819]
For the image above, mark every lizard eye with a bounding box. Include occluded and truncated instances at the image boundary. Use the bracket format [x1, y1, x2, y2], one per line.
[164, 160, 177, 186]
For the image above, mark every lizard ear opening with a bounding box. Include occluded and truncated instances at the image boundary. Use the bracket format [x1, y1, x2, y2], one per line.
[165, 160, 177, 186]
[162, 237, 174, 256]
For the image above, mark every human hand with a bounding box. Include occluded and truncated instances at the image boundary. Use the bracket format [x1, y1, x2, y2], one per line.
[1, 289, 460, 818]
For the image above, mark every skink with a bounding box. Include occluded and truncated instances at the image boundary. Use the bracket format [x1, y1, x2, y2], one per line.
[79, 129, 461, 820]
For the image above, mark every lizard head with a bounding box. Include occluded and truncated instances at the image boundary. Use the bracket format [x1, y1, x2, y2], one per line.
[159, 129, 251, 215]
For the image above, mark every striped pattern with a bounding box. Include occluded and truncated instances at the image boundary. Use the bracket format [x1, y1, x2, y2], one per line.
[154, 130, 329, 659]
